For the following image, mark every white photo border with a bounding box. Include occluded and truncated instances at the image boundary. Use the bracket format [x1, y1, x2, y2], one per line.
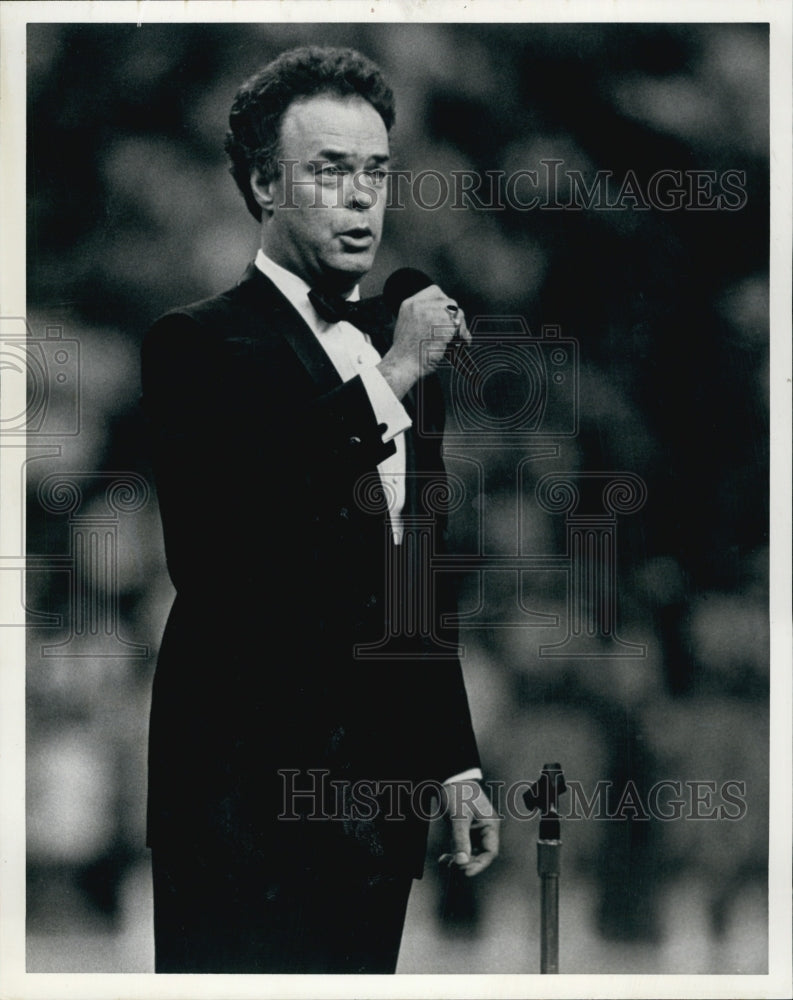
[1, 2, 790, 998]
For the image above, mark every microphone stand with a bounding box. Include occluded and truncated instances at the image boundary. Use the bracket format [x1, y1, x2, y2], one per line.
[524, 762, 567, 973]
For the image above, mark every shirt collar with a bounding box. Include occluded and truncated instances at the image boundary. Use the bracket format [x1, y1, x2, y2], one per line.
[254, 249, 360, 334]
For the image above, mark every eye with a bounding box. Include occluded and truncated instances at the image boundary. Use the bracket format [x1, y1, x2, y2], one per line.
[359, 169, 388, 187]
[316, 163, 346, 180]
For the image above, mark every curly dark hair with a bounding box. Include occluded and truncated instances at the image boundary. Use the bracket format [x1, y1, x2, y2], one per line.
[225, 46, 396, 222]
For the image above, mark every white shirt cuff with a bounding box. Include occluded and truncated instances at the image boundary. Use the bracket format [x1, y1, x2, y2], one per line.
[358, 366, 412, 443]
[443, 768, 484, 785]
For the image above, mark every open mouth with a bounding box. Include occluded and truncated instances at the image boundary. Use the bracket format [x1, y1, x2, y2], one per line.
[338, 227, 374, 249]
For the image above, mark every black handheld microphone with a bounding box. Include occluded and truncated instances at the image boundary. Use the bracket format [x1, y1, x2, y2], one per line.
[382, 267, 435, 314]
[382, 268, 483, 389]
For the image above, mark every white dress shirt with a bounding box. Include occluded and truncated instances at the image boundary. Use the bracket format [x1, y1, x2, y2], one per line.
[255, 251, 482, 787]
[255, 250, 410, 542]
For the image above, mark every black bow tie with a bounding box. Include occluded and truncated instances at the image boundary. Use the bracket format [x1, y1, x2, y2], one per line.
[307, 287, 393, 356]
[309, 287, 372, 328]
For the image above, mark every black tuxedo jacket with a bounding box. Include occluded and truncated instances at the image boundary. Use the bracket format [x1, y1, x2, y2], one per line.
[141, 264, 480, 877]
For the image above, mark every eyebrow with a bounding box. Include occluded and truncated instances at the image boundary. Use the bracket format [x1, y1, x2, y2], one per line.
[315, 150, 391, 165]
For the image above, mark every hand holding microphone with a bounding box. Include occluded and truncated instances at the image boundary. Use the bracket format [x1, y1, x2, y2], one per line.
[377, 268, 482, 398]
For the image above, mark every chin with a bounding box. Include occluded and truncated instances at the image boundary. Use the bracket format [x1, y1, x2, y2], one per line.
[323, 253, 374, 283]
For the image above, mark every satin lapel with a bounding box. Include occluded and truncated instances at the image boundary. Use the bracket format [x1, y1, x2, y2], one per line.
[234, 264, 343, 395]
[232, 267, 420, 478]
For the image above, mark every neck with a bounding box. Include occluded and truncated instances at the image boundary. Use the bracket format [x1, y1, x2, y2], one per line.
[313, 273, 359, 297]
[259, 241, 363, 297]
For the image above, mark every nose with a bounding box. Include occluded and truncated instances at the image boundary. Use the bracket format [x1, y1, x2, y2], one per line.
[345, 172, 376, 210]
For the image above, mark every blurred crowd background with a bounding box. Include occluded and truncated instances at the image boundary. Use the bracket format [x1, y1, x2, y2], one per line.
[24, 20, 769, 973]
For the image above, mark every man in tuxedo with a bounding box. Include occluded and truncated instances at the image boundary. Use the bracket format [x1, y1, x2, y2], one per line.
[141, 45, 498, 974]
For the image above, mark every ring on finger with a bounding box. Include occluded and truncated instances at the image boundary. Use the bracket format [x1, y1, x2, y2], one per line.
[445, 303, 462, 329]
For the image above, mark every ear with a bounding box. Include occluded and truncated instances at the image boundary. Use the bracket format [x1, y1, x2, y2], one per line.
[250, 167, 277, 217]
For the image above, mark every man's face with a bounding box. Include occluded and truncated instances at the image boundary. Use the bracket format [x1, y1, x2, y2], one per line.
[257, 93, 390, 293]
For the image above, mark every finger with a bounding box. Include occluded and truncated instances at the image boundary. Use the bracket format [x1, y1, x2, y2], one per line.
[442, 303, 468, 341]
[462, 848, 497, 877]
[462, 816, 500, 876]
[426, 343, 450, 369]
[450, 817, 472, 866]
[478, 821, 500, 857]
[441, 822, 499, 873]
[408, 283, 445, 304]
[438, 850, 472, 868]
[429, 320, 457, 343]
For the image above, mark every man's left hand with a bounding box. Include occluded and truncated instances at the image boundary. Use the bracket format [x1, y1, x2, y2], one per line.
[438, 779, 500, 878]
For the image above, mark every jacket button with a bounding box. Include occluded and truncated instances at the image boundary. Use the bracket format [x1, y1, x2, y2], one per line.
[349, 435, 362, 446]
[339, 507, 349, 519]
[365, 593, 378, 608]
